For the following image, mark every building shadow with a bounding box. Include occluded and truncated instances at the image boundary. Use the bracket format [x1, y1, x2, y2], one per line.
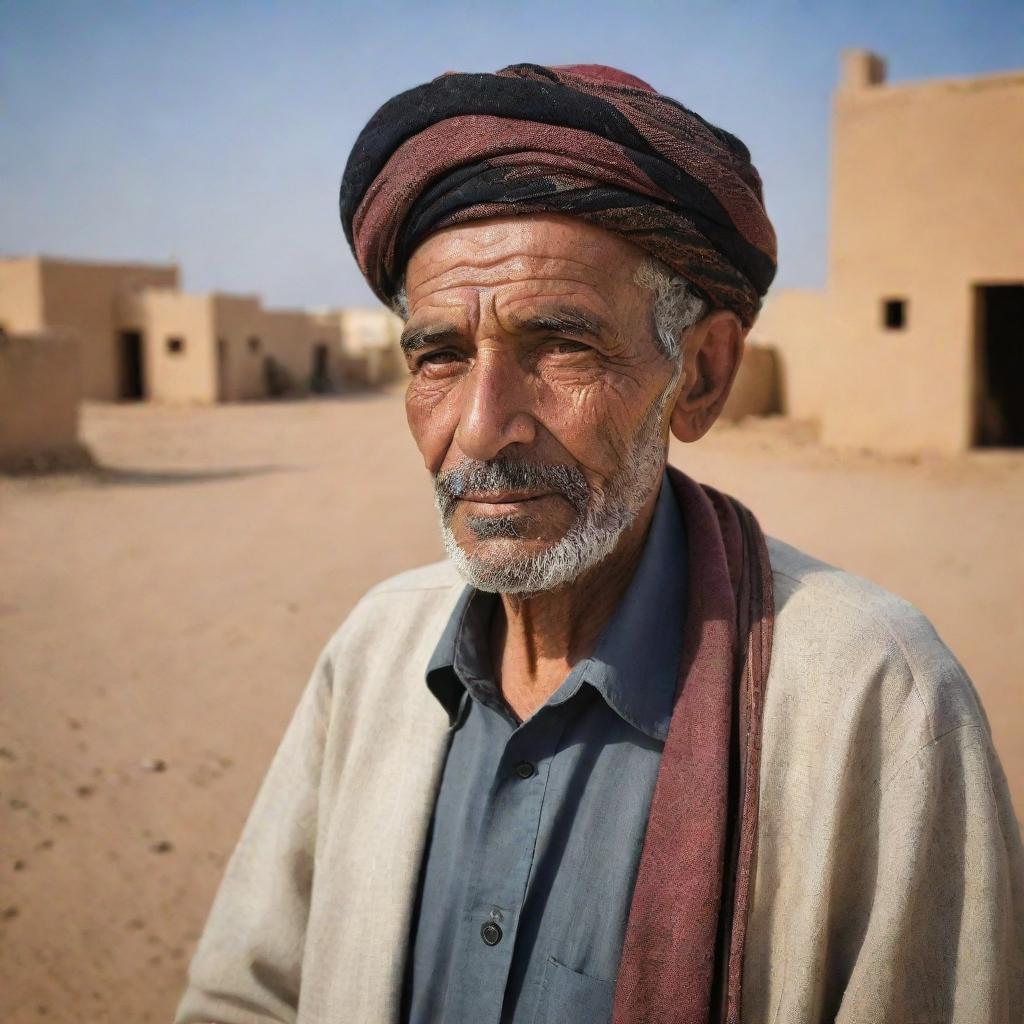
[94, 464, 293, 487]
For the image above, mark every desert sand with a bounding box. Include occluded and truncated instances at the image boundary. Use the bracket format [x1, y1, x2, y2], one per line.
[1, 394, 1021, 1023]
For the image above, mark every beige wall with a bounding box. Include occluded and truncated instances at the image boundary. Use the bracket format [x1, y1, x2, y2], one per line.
[263, 309, 317, 387]
[267, 309, 345, 394]
[338, 308, 404, 386]
[212, 295, 269, 400]
[134, 290, 218, 403]
[0, 331, 82, 469]
[763, 54, 1024, 454]
[750, 291, 833, 420]
[0, 259, 45, 334]
[339, 308, 402, 351]
[33, 259, 179, 401]
[721, 342, 781, 422]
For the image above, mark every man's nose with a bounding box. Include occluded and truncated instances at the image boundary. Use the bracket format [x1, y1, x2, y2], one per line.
[453, 348, 537, 462]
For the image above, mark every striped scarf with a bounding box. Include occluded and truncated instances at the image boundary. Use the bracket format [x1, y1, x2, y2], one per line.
[339, 63, 776, 326]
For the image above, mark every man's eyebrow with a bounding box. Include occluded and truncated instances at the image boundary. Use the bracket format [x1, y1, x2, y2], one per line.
[399, 325, 463, 354]
[506, 306, 611, 339]
[399, 307, 611, 353]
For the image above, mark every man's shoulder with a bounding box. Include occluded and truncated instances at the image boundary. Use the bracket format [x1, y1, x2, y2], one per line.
[322, 560, 464, 664]
[767, 534, 928, 639]
[362, 559, 464, 598]
[766, 535, 954, 663]
[765, 535, 984, 740]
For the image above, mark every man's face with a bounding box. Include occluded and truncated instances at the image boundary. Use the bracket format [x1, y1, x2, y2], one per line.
[402, 214, 681, 593]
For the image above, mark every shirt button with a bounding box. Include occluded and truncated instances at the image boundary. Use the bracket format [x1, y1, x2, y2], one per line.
[514, 761, 535, 779]
[480, 920, 503, 946]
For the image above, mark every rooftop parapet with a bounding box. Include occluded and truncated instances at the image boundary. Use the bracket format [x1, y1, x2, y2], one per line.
[840, 49, 887, 90]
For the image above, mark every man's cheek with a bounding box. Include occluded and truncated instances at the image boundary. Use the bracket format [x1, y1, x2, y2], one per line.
[538, 397, 629, 487]
[405, 385, 459, 473]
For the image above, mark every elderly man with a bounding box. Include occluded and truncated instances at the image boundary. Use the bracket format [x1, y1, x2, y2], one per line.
[177, 64, 1023, 1023]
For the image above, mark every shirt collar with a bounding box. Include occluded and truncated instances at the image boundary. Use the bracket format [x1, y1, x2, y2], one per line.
[425, 470, 688, 742]
[426, 585, 501, 724]
[577, 472, 687, 741]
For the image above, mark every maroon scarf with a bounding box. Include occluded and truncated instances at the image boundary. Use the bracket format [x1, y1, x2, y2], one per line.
[613, 467, 774, 1023]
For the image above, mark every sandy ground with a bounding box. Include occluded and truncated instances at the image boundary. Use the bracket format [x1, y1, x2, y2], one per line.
[1, 394, 1021, 1023]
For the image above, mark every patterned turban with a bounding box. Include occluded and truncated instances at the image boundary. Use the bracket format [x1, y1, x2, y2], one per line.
[339, 63, 777, 326]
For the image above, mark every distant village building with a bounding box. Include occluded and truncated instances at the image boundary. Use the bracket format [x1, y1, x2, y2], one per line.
[0, 328, 88, 471]
[752, 51, 1024, 454]
[721, 343, 781, 423]
[0, 256, 403, 405]
[335, 308, 405, 387]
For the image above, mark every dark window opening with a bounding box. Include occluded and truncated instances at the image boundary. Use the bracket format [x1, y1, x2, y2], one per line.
[975, 284, 1024, 447]
[882, 298, 906, 330]
[248, 336, 260, 354]
[166, 336, 185, 355]
[119, 331, 145, 400]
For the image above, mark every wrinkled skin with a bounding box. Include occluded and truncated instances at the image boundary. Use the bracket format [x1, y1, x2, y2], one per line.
[401, 213, 746, 718]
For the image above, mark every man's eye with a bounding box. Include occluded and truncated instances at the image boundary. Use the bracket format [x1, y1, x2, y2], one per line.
[548, 339, 591, 355]
[418, 350, 461, 366]
[413, 349, 466, 375]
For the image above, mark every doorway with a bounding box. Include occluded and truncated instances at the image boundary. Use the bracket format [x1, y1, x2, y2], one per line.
[975, 285, 1024, 447]
[217, 338, 230, 401]
[119, 331, 145, 400]
[311, 342, 331, 393]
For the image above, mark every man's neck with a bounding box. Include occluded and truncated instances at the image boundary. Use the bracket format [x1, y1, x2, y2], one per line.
[490, 484, 662, 722]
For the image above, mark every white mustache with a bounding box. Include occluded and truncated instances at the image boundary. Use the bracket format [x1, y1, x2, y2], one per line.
[435, 459, 589, 518]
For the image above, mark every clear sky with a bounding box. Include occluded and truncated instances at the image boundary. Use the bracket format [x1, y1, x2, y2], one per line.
[2, 0, 1022, 309]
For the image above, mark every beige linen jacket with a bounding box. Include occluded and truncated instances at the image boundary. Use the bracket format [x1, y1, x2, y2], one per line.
[176, 537, 1024, 1024]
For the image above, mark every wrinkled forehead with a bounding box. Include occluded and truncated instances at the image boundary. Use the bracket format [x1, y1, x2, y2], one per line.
[404, 214, 650, 313]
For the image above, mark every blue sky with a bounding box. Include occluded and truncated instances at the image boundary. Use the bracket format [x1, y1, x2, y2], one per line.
[2, 0, 1022, 308]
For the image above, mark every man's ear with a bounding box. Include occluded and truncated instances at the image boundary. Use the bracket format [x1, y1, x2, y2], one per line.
[669, 311, 747, 443]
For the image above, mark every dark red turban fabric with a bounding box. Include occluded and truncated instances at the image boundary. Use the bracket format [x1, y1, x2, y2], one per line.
[339, 62, 777, 325]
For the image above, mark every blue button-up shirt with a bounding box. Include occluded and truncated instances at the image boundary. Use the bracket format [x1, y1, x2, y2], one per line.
[402, 473, 688, 1024]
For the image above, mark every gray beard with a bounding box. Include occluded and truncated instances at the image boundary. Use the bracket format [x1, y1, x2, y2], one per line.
[433, 379, 675, 596]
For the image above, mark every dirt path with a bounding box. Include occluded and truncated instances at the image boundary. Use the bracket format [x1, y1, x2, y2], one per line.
[1, 396, 1020, 1023]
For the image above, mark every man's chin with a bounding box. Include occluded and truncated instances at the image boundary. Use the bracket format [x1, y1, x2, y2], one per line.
[441, 529, 573, 595]
[454, 532, 561, 560]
